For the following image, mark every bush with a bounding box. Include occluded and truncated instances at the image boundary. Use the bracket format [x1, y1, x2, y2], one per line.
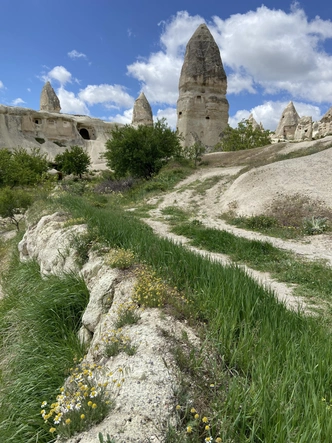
[215, 119, 272, 152]
[0, 147, 48, 188]
[55, 145, 91, 178]
[104, 119, 182, 179]
[0, 187, 32, 230]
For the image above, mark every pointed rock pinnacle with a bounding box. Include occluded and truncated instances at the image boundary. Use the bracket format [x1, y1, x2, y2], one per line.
[176, 23, 229, 149]
[40, 81, 61, 113]
[132, 92, 153, 128]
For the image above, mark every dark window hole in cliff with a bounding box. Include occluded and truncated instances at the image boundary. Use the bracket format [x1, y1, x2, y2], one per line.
[34, 119, 41, 125]
[79, 128, 90, 140]
[197, 95, 201, 100]
[205, 116, 210, 120]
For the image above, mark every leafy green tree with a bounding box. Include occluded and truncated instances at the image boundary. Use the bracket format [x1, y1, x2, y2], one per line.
[182, 141, 206, 167]
[54, 145, 91, 178]
[0, 187, 32, 230]
[0, 147, 48, 188]
[216, 119, 272, 152]
[104, 119, 182, 179]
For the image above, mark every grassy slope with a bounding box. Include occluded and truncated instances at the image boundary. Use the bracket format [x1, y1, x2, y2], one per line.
[57, 194, 332, 442]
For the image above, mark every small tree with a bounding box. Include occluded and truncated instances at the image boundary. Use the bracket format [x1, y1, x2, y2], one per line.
[0, 147, 48, 188]
[216, 119, 272, 152]
[0, 187, 32, 230]
[182, 142, 205, 167]
[54, 146, 91, 178]
[104, 119, 182, 179]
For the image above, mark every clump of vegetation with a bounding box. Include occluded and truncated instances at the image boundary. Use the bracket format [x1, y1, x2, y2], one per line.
[182, 141, 206, 167]
[55, 145, 91, 178]
[106, 248, 136, 270]
[267, 194, 332, 233]
[104, 118, 182, 179]
[0, 187, 32, 230]
[215, 119, 272, 152]
[41, 362, 124, 439]
[114, 301, 141, 329]
[102, 328, 136, 357]
[133, 266, 178, 308]
[94, 176, 135, 194]
[98, 432, 116, 443]
[303, 216, 329, 235]
[171, 405, 222, 443]
[0, 146, 48, 187]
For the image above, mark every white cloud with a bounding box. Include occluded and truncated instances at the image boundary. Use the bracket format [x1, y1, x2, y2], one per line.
[68, 49, 87, 59]
[27, 88, 31, 92]
[0, 80, 4, 89]
[57, 87, 89, 115]
[108, 108, 133, 125]
[211, 5, 332, 102]
[127, 11, 204, 105]
[128, 6, 332, 111]
[78, 84, 134, 108]
[44, 66, 72, 85]
[155, 107, 177, 129]
[11, 98, 26, 106]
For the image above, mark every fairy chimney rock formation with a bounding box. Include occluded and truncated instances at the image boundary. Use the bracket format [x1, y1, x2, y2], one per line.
[248, 113, 261, 130]
[40, 81, 61, 113]
[274, 101, 300, 140]
[131, 92, 153, 128]
[176, 23, 229, 149]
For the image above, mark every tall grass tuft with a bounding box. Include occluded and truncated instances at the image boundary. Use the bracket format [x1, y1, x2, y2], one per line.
[0, 253, 89, 443]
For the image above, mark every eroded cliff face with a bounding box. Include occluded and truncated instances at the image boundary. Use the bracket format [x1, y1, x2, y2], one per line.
[176, 23, 229, 149]
[0, 105, 121, 169]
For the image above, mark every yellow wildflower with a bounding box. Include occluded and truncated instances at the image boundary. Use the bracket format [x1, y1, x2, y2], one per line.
[186, 426, 193, 433]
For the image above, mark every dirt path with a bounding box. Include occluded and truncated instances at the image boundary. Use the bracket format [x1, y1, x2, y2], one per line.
[143, 165, 332, 313]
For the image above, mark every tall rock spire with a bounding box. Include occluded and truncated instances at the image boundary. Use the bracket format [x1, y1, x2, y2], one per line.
[40, 81, 61, 113]
[131, 92, 153, 128]
[176, 23, 229, 149]
[274, 101, 300, 140]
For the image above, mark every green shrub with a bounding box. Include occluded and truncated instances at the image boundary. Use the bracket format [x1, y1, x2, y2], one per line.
[0, 187, 32, 230]
[55, 145, 91, 178]
[0, 147, 48, 187]
[215, 119, 271, 152]
[104, 119, 182, 179]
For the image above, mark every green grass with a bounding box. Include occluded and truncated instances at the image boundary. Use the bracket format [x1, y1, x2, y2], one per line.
[0, 253, 89, 443]
[171, 220, 332, 304]
[56, 194, 332, 442]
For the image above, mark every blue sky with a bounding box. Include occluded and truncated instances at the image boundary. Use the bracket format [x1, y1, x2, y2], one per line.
[1, 0, 332, 131]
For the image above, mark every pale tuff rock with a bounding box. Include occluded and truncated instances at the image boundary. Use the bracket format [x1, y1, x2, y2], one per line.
[0, 104, 121, 169]
[294, 116, 312, 141]
[248, 113, 263, 130]
[18, 212, 86, 275]
[19, 212, 200, 442]
[131, 92, 153, 128]
[274, 101, 300, 140]
[177, 23, 229, 149]
[40, 81, 61, 113]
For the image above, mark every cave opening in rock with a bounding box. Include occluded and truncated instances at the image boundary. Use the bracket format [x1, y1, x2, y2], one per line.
[79, 128, 90, 140]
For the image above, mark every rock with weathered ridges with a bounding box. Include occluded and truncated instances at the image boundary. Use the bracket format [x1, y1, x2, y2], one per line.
[131, 92, 153, 128]
[40, 81, 61, 112]
[274, 101, 300, 140]
[0, 104, 121, 169]
[294, 116, 312, 141]
[176, 23, 229, 149]
[248, 113, 261, 130]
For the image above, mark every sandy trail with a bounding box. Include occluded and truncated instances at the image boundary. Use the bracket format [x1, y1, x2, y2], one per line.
[143, 163, 332, 313]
